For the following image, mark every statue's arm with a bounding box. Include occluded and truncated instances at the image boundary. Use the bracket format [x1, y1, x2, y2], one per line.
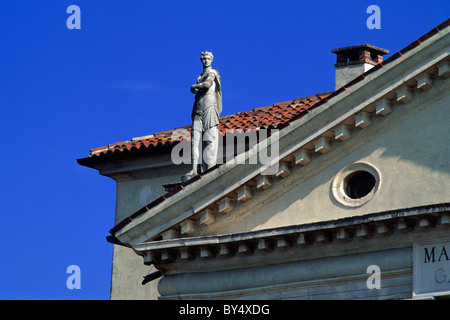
[191, 73, 215, 93]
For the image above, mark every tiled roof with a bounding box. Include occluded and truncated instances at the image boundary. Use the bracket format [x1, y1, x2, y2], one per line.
[86, 92, 332, 160]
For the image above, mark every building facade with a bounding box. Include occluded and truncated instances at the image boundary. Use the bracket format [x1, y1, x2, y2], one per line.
[78, 19, 450, 300]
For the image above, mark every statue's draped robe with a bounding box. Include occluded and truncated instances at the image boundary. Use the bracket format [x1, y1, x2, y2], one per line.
[187, 69, 222, 177]
[191, 69, 222, 132]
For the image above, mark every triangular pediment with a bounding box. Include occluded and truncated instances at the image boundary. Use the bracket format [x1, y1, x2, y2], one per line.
[110, 24, 449, 256]
[154, 78, 450, 241]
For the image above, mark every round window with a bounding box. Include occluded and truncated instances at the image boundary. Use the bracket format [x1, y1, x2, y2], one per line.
[331, 163, 381, 207]
[344, 171, 376, 199]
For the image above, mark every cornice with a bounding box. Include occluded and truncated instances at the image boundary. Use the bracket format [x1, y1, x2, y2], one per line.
[134, 203, 450, 275]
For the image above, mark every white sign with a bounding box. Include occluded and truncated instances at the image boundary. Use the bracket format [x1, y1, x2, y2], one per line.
[413, 240, 450, 297]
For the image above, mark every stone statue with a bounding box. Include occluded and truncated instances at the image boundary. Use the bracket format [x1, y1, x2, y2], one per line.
[181, 51, 222, 182]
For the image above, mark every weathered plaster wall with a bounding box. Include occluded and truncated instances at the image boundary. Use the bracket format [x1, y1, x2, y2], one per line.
[110, 165, 188, 299]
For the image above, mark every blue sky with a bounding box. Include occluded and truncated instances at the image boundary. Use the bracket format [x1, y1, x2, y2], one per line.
[0, 0, 448, 299]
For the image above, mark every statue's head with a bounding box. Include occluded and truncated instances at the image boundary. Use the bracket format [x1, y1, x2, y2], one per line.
[200, 51, 214, 67]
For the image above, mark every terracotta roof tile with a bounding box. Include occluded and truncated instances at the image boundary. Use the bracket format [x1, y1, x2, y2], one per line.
[87, 92, 332, 159]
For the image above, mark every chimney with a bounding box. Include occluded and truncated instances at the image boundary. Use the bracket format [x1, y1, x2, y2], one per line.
[331, 44, 389, 90]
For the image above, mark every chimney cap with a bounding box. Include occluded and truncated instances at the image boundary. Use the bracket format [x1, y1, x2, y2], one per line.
[332, 44, 389, 68]
[331, 44, 389, 55]
[332, 44, 389, 90]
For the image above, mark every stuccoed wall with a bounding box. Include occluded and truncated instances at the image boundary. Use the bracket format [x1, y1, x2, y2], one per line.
[110, 245, 160, 300]
[110, 164, 189, 299]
